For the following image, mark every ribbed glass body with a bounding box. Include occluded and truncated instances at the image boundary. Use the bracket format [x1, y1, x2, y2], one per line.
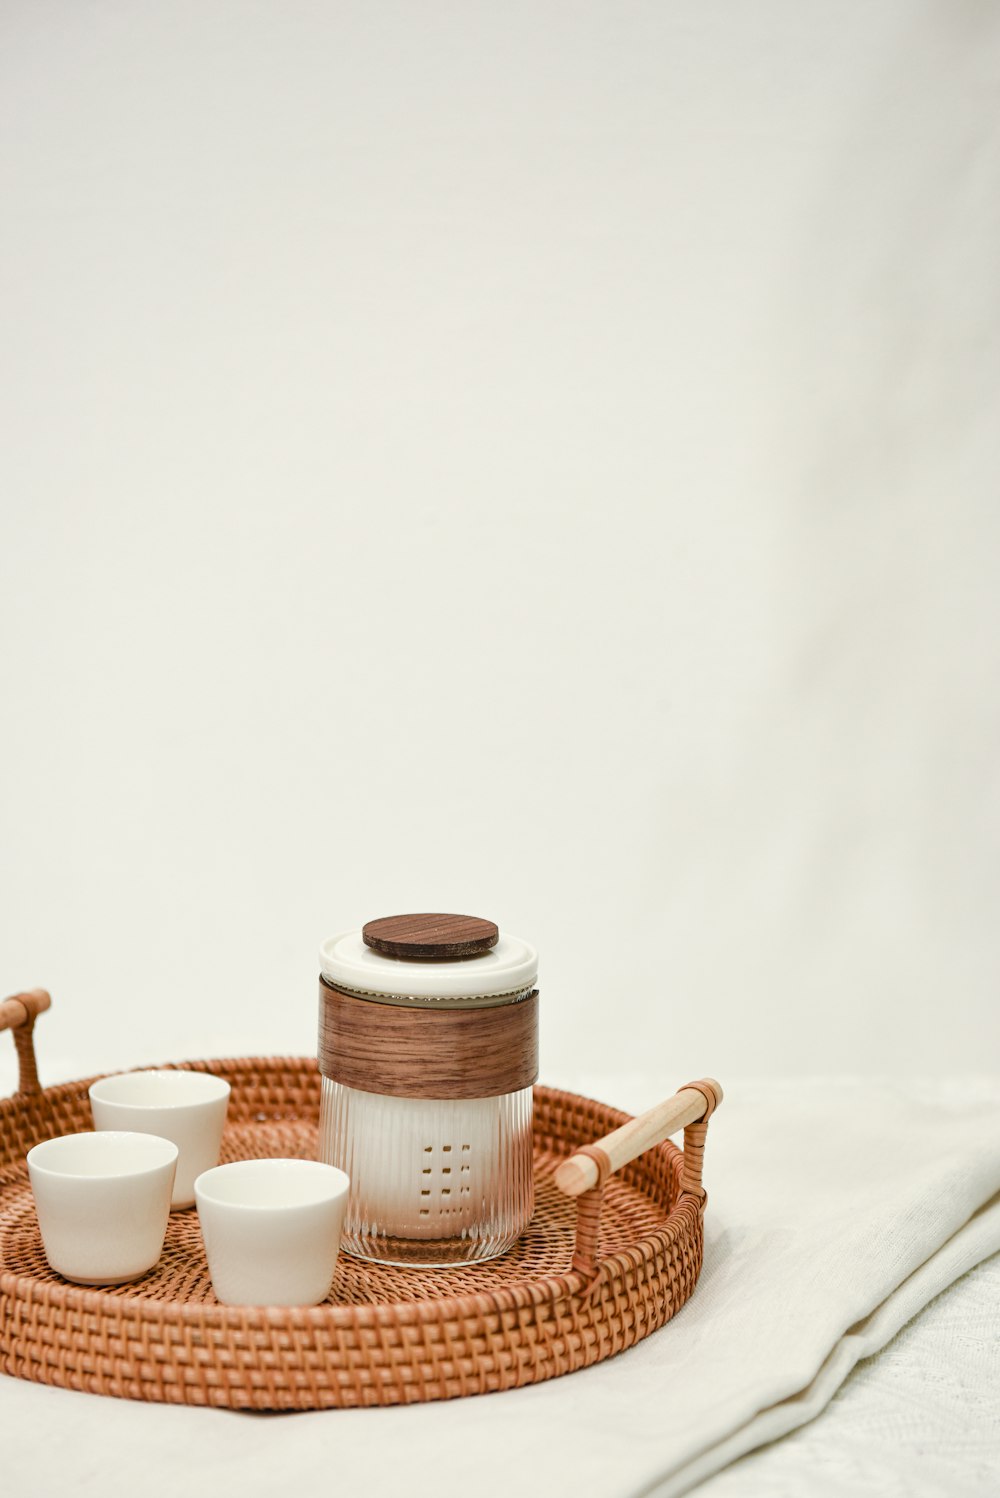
[318, 1078, 534, 1266]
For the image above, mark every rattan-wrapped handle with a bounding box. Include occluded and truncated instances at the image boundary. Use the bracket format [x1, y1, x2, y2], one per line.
[556, 1077, 723, 1285]
[0, 988, 51, 1095]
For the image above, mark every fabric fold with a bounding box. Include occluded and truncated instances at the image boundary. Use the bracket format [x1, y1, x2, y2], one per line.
[633, 1192, 1000, 1497]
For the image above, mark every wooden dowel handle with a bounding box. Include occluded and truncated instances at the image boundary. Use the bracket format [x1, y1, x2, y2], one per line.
[1, 988, 51, 1096]
[555, 1078, 723, 1198]
[0, 988, 51, 1033]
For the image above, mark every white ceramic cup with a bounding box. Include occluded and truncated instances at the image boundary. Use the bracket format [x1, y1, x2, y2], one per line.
[195, 1158, 350, 1307]
[27, 1130, 178, 1286]
[89, 1069, 230, 1209]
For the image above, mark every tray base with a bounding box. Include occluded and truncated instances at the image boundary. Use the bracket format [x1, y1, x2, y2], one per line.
[2, 1116, 667, 1308]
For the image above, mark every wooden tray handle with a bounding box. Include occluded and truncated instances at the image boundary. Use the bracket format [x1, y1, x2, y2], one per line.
[0, 988, 51, 1095]
[555, 1077, 723, 1283]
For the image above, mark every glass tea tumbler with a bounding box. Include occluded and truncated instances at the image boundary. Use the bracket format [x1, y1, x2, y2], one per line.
[317, 913, 538, 1267]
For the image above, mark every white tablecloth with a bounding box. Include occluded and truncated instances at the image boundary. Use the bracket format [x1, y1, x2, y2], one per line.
[3, 1076, 999, 1498]
[701, 1250, 1000, 1498]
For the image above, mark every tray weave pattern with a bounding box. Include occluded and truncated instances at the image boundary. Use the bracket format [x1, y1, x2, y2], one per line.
[0, 1055, 708, 1410]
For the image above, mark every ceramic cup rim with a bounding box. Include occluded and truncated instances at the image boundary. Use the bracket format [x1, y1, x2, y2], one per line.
[89, 1069, 231, 1111]
[195, 1158, 350, 1212]
[27, 1129, 179, 1181]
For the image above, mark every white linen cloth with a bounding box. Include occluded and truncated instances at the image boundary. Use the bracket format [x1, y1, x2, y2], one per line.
[3, 1076, 998, 1498]
[700, 1248, 1000, 1497]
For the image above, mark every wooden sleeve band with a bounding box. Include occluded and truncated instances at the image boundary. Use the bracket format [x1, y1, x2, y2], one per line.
[318, 978, 539, 1100]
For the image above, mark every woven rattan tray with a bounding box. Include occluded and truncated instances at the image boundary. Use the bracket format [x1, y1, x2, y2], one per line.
[0, 990, 722, 1410]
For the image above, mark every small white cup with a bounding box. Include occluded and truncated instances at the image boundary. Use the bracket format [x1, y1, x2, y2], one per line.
[27, 1130, 178, 1286]
[195, 1158, 349, 1307]
[89, 1069, 230, 1209]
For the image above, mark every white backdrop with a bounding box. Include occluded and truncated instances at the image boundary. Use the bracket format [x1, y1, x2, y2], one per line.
[2, 0, 998, 1097]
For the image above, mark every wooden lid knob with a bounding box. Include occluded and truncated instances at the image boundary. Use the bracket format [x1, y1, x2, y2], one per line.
[362, 914, 500, 960]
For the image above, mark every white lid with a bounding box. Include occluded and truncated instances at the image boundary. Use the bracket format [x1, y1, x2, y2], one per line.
[319, 928, 538, 1003]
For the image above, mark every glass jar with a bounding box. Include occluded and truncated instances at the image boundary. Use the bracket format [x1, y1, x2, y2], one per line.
[317, 914, 538, 1267]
